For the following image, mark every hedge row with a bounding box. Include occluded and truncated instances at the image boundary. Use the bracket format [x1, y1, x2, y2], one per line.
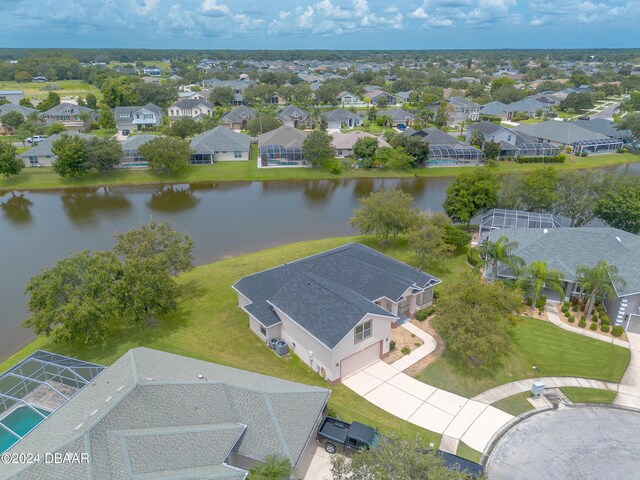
[514, 154, 566, 164]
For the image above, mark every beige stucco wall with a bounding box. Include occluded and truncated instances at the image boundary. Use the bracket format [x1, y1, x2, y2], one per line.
[213, 151, 249, 161]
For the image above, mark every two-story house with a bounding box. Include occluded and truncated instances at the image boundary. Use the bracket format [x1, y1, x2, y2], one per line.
[114, 103, 163, 133]
[41, 103, 95, 132]
[168, 99, 214, 121]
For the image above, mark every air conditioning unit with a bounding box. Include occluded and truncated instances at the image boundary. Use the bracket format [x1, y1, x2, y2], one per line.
[275, 340, 289, 357]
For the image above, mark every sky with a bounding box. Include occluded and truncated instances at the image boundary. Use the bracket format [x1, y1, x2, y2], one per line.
[0, 0, 638, 50]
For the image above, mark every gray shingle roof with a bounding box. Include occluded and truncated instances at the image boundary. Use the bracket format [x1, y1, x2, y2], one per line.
[489, 227, 640, 297]
[572, 119, 633, 141]
[3, 348, 329, 480]
[257, 125, 308, 148]
[408, 127, 461, 146]
[17, 132, 93, 158]
[0, 103, 37, 117]
[121, 133, 158, 151]
[277, 105, 310, 124]
[378, 108, 414, 121]
[513, 120, 611, 145]
[172, 98, 214, 109]
[233, 243, 440, 349]
[42, 102, 94, 116]
[480, 101, 510, 116]
[467, 121, 505, 135]
[190, 126, 251, 154]
[322, 109, 361, 123]
[221, 106, 256, 123]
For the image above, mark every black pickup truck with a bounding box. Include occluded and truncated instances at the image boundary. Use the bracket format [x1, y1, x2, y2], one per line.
[316, 416, 379, 454]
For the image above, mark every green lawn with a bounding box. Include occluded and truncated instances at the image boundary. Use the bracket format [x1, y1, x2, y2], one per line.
[560, 387, 617, 404]
[0, 236, 441, 446]
[456, 442, 482, 464]
[492, 392, 535, 416]
[417, 317, 630, 398]
[0, 79, 101, 101]
[2, 147, 638, 192]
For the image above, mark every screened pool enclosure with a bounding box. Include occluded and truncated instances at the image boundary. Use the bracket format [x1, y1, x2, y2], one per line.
[0, 351, 105, 453]
[259, 144, 307, 167]
[427, 145, 486, 166]
[479, 208, 563, 241]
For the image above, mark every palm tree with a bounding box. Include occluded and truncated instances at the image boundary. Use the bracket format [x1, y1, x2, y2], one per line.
[479, 235, 525, 281]
[518, 261, 565, 311]
[248, 455, 293, 480]
[576, 261, 626, 321]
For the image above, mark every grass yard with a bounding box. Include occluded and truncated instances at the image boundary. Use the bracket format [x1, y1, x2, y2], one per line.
[455, 442, 483, 464]
[0, 235, 442, 446]
[2, 145, 638, 191]
[0, 79, 100, 101]
[492, 392, 535, 416]
[560, 387, 617, 404]
[417, 317, 630, 398]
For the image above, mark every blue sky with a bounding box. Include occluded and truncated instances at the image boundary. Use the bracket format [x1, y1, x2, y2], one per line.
[1, 0, 638, 49]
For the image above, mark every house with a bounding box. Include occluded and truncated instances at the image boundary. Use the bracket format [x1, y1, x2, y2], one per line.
[336, 91, 361, 105]
[0, 103, 37, 134]
[365, 89, 397, 106]
[395, 91, 412, 103]
[405, 127, 486, 166]
[233, 243, 440, 383]
[114, 103, 163, 133]
[479, 101, 511, 120]
[330, 131, 389, 158]
[120, 134, 157, 167]
[513, 120, 623, 155]
[572, 119, 634, 144]
[1, 348, 329, 480]
[140, 75, 161, 84]
[114, 66, 139, 75]
[447, 96, 480, 121]
[267, 93, 287, 106]
[220, 105, 256, 130]
[0, 90, 24, 104]
[257, 126, 309, 167]
[189, 126, 252, 163]
[322, 109, 363, 130]
[488, 227, 640, 332]
[18, 132, 92, 166]
[142, 66, 162, 76]
[202, 77, 253, 94]
[478, 208, 563, 242]
[277, 105, 312, 129]
[466, 121, 560, 158]
[167, 98, 214, 121]
[40, 103, 95, 132]
[377, 108, 414, 128]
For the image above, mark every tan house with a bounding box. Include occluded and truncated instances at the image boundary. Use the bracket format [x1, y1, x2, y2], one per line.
[331, 131, 389, 158]
[233, 243, 440, 384]
[168, 98, 214, 121]
[41, 103, 95, 132]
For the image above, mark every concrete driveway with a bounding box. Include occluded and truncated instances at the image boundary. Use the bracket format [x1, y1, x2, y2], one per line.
[614, 331, 640, 408]
[343, 361, 513, 453]
[300, 445, 336, 480]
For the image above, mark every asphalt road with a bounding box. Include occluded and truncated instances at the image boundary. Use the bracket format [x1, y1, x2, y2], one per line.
[589, 102, 619, 120]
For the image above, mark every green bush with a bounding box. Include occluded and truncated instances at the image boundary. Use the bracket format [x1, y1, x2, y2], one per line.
[589, 323, 598, 331]
[535, 295, 547, 310]
[617, 147, 628, 153]
[612, 326, 624, 337]
[515, 154, 566, 164]
[466, 248, 481, 267]
[401, 346, 411, 355]
[526, 297, 533, 307]
[578, 319, 587, 328]
[572, 304, 579, 312]
[324, 159, 344, 175]
[389, 340, 396, 351]
[567, 315, 575, 323]
[443, 224, 472, 248]
[601, 324, 610, 333]
[601, 315, 610, 326]
[416, 306, 436, 321]
[561, 305, 569, 314]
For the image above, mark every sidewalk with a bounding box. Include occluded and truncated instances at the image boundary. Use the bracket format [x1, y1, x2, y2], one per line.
[389, 322, 437, 371]
[614, 332, 640, 408]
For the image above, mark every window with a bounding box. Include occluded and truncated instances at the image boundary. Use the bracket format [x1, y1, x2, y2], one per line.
[234, 151, 243, 158]
[259, 326, 266, 337]
[29, 157, 39, 165]
[355, 320, 372, 343]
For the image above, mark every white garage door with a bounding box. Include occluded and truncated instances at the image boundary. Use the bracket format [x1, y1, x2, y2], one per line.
[341, 341, 381, 379]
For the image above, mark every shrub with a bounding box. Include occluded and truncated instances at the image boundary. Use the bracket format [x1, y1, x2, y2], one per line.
[567, 315, 575, 323]
[414, 342, 421, 347]
[561, 305, 569, 314]
[590, 323, 598, 331]
[515, 154, 566, 164]
[416, 306, 435, 321]
[466, 248, 481, 267]
[389, 340, 396, 351]
[617, 147, 627, 153]
[572, 304, 579, 312]
[580, 151, 588, 157]
[601, 324, 610, 333]
[401, 346, 411, 355]
[601, 315, 610, 325]
[535, 295, 547, 310]
[324, 159, 344, 175]
[578, 319, 587, 328]
[612, 326, 624, 337]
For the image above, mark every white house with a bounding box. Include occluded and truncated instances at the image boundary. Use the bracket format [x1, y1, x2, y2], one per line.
[233, 243, 440, 384]
[114, 103, 163, 132]
[168, 99, 214, 121]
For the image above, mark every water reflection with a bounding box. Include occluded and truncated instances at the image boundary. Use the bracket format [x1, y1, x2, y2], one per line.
[303, 180, 340, 207]
[61, 187, 132, 227]
[0, 192, 33, 226]
[146, 184, 201, 212]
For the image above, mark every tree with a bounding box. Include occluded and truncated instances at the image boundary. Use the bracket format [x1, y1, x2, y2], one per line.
[23, 250, 122, 343]
[490, 77, 515, 95]
[166, 117, 204, 138]
[1, 111, 25, 130]
[479, 235, 525, 281]
[14, 70, 32, 82]
[492, 85, 526, 104]
[367, 105, 377, 123]
[0, 142, 22, 178]
[51, 134, 89, 178]
[101, 77, 140, 107]
[209, 87, 235, 106]
[444, 169, 499, 228]
[384, 146, 413, 170]
[45, 122, 68, 136]
[469, 129, 484, 147]
[37, 92, 61, 112]
[432, 276, 521, 366]
[518, 261, 565, 312]
[559, 92, 594, 112]
[331, 435, 478, 480]
[498, 168, 558, 213]
[302, 130, 335, 167]
[134, 83, 177, 107]
[85, 93, 98, 109]
[85, 137, 123, 172]
[576, 261, 626, 322]
[246, 113, 280, 136]
[554, 170, 602, 226]
[484, 140, 501, 160]
[594, 186, 640, 234]
[388, 135, 429, 167]
[617, 113, 640, 142]
[248, 455, 293, 480]
[407, 213, 453, 270]
[352, 136, 379, 167]
[19, 98, 35, 108]
[138, 136, 193, 173]
[435, 101, 449, 127]
[98, 105, 116, 130]
[350, 189, 418, 243]
[15, 124, 34, 147]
